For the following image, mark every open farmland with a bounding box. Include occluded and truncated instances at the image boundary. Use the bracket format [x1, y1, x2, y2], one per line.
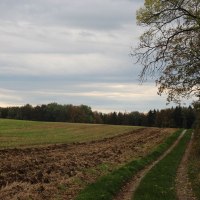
[0, 119, 140, 149]
[0, 119, 177, 200]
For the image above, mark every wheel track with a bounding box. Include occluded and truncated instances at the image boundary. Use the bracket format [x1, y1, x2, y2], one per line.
[176, 132, 197, 200]
[114, 130, 186, 200]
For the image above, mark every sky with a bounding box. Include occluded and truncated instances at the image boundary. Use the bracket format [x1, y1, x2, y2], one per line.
[0, 0, 188, 113]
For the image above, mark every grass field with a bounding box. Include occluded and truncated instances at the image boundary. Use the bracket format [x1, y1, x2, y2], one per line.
[133, 130, 191, 200]
[0, 119, 140, 148]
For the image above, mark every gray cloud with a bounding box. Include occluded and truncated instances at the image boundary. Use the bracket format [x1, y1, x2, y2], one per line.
[0, 0, 142, 30]
[0, 0, 184, 113]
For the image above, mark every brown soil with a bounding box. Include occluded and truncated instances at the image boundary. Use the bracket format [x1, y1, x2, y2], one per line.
[114, 130, 186, 200]
[0, 128, 175, 200]
[176, 132, 197, 200]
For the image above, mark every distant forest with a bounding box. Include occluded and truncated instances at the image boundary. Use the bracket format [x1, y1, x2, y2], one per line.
[0, 103, 196, 128]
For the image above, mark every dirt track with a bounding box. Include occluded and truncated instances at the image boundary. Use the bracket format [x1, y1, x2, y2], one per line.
[114, 130, 186, 200]
[176, 132, 197, 200]
[0, 128, 175, 200]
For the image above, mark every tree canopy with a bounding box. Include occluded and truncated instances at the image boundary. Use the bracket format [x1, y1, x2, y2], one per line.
[0, 103, 196, 128]
[134, 0, 200, 103]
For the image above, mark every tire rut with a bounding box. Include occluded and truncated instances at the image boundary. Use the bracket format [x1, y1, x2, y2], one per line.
[176, 132, 197, 200]
[114, 130, 186, 200]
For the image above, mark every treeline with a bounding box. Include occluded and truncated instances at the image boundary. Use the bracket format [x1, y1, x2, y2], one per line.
[0, 103, 196, 128]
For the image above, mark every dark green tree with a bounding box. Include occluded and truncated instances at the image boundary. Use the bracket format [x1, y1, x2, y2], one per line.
[20, 104, 33, 120]
[172, 106, 183, 128]
[147, 109, 156, 126]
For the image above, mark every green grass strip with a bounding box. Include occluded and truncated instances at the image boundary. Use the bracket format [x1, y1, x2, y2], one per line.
[75, 129, 183, 200]
[133, 130, 192, 200]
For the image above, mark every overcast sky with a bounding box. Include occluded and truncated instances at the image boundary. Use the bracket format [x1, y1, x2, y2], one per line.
[0, 0, 188, 113]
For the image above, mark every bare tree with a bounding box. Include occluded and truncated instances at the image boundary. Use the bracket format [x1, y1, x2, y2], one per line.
[134, 0, 200, 103]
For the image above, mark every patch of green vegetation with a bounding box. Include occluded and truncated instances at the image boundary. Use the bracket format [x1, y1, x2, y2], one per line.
[56, 183, 69, 200]
[0, 119, 140, 148]
[188, 128, 200, 200]
[97, 163, 110, 173]
[75, 129, 183, 200]
[133, 130, 191, 200]
[83, 168, 98, 177]
[57, 184, 67, 192]
[72, 177, 86, 187]
[80, 163, 114, 185]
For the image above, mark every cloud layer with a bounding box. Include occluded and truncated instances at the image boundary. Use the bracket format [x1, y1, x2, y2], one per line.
[0, 0, 182, 112]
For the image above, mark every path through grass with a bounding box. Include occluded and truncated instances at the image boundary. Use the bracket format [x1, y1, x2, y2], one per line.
[133, 130, 191, 200]
[188, 128, 200, 200]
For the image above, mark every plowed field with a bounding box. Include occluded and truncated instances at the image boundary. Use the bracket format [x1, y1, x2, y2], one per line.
[0, 128, 176, 200]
